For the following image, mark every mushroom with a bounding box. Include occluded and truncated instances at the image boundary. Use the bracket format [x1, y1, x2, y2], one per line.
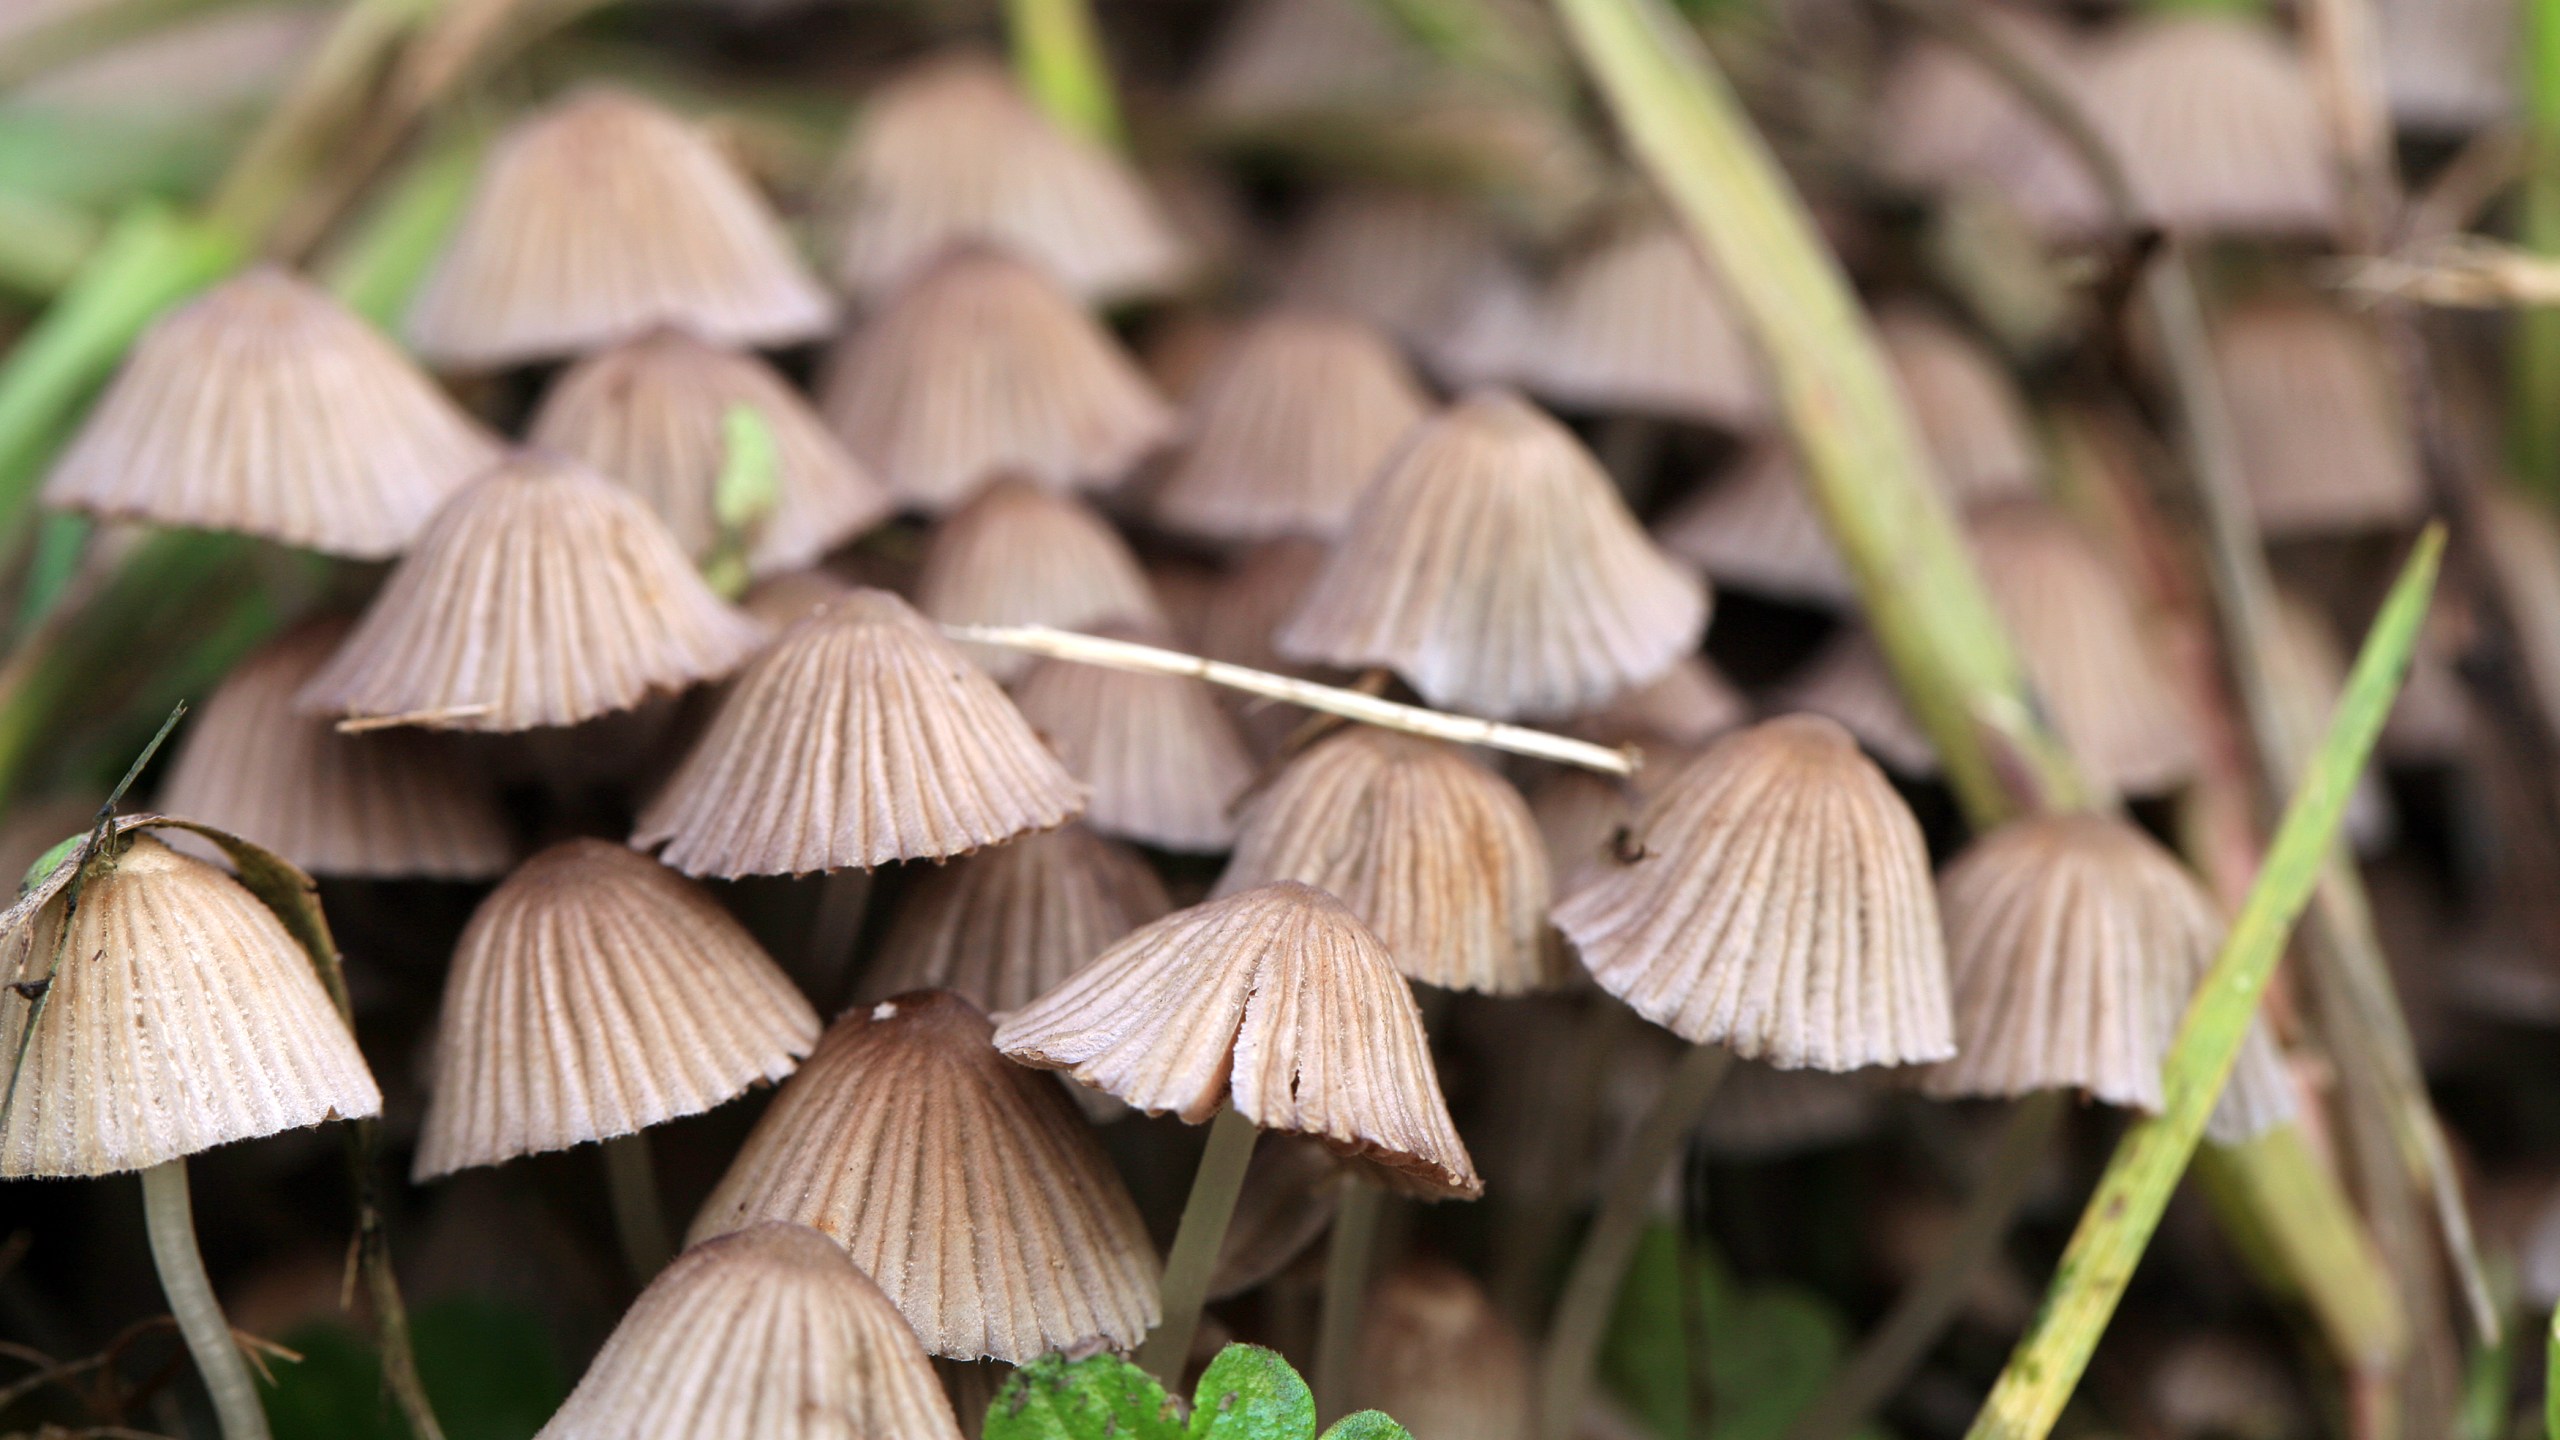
[915, 477, 1167, 683]
[1504, 218, 1767, 432]
[1654, 444, 1857, 610]
[1012, 626, 1257, 852]
[867, 823, 1170, 1015]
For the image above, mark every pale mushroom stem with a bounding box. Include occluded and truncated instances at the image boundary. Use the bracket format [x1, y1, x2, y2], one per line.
[938, 625, 1639, 776]
[140, 1159, 274, 1440]
[1311, 1176, 1385, 1420]
[602, 1132, 674, 1283]
[1781, 1090, 2068, 1440]
[1536, 1041, 1737, 1440]
[805, 870, 875, 1012]
[1137, 1104, 1260, 1385]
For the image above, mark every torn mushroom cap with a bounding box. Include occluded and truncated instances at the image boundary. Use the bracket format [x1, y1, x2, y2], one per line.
[1508, 218, 1767, 431]
[1277, 388, 1709, 719]
[157, 619, 511, 880]
[1655, 445, 1857, 609]
[42, 264, 499, 559]
[1350, 1261, 1535, 1440]
[829, 53, 1189, 305]
[534, 1222, 962, 1440]
[414, 839, 820, 1179]
[1152, 309, 1431, 543]
[1551, 714, 1954, 1071]
[994, 881, 1482, 1198]
[297, 451, 766, 732]
[1876, 306, 2041, 508]
[634, 587, 1085, 877]
[528, 326, 892, 576]
[687, 990, 1160, 1362]
[406, 86, 833, 369]
[1214, 727, 1555, 995]
[1010, 626, 1258, 852]
[820, 249, 1175, 514]
[914, 477, 1168, 683]
[2212, 296, 2424, 539]
[0, 833, 382, 1178]
[866, 823, 1172, 1015]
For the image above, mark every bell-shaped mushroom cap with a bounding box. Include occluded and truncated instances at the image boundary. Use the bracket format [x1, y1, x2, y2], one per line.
[298, 451, 767, 732]
[414, 840, 820, 1179]
[913, 478, 1167, 683]
[527, 327, 892, 576]
[994, 882, 1482, 1197]
[1877, 307, 2041, 508]
[688, 991, 1161, 1362]
[1350, 1262, 1534, 1440]
[2380, 0, 2510, 133]
[42, 265, 499, 558]
[1971, 503, 2197, 796]
[1276, 389, 1709, 719]
[830, 55, 1189, 304]
[2213, 298, 2424, 538]
[158, 620, 511, 880]
[1872, 6, 2085, 194]
[1656, 446, 1856, 608]
[867, 824, 1170, 1014]
[0, 833, 381, 1178]
[1214, 728, 1553, 994]
[1551, 714, 1953, 1070]
[742, 568, 855, 633]
[1201, 538, 1337, 757]
[1570, 655, 1750, 753]
[1152, 310, 1431, 543]
[634, 588, 1085, 876]
[1774, 630, 1939, 777]
[1195, 0, 1427, 124]
[1278, 187, 1509, 350]
[535, 1222, 963, 1440]
[1510, 221, 1767, 430]
[1011, 637, 1257, 852]
[406, 87, 833, 369]
[820, 250, 1175, 514]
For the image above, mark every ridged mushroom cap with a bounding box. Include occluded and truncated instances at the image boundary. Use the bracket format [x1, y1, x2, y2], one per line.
[866, 824, 1171, 1015]
[634, 588, 1085, 877]
[158, 620, 511, 880]
[994, 881, 1482, 1197]
[527, 326, 892, 576]
[1872, 6, 2084, 194]
[820, 250, 1175, 514]
[0, 833, 381, 1177]
[1773, 629, 1939, 777]
[535, 1222, 962, 1440]
[1214, 728, 1554, 994]
[1876, 307, 2041, 508]
[1509, 221, 1767, 430]
[414, 839, 820, 1178]
[830, 55, 1189, 304]
[1276, 389, 1709, 719]
[42, 265, 499, 558]
[913, 478, 1167, 683]
[1551, 715, 1955, 1070]
[1200, 537, 1336, 758]
[2213, 298, 2424, 538]
[406, 87, 834, 369]
[1655, 446, 1856, 608]
[1152, 310, 1431, 543]
[1350, 1262, 1535, 1440]
[1011, 636, 1257, 852]
[687, 990, 1161, 1362]
[1278, 187, 1508, 351]
[297, 451, 766, 731]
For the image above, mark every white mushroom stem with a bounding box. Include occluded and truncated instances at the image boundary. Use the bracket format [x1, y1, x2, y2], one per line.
[141, 1158, 274, 1440]
[1137, 1104, 1261, 1385]
[940, 625, 1640, 776]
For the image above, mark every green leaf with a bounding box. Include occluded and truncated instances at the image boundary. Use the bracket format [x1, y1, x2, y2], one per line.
[264, 1299, 565, 1440]
[1318, 1413, 1413, 1440]
[1600, 1222, 1689, 1439]
[1189, 1345, 1317, 1439]
[986, 1351, 1185, 1440]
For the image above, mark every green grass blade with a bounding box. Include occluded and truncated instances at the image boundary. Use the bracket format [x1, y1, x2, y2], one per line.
[1964, 525, 2445, 1440]
[1005, 0, 1124, 149]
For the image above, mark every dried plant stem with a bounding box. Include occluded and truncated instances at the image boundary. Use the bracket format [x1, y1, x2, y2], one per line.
[1139, 1106, 1260, 1386]
[1313, 1177, 1384, 1421]
[602, 1132, 673, 1285]
[1537, 1041, 1734, 1440]
[942, 625, 1638, 775]
[1782, 1090, 2067, 1440]
[140, 1160, 271, 1440]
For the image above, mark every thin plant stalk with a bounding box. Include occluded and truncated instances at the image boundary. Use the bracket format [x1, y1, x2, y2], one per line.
[1965, 527, 2444, 1440]
[1312, 1177, 1384, 1420]
[1782, 1090, 2067, 1440]
[140, 1159, 272, 1440]
[1004, 0, 1124, 148]
[318, 124, 486, 328]
[2514, 0, 2560, 497]
[2545, 1303, 2559, 1440]
[1537, 1041, 1735, 1440]
[601, 1132, 673, 1285]
[1137, 1105, 1260, 1386]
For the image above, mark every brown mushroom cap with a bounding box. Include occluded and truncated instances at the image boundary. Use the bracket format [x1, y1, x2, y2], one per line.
[534, 1222, 963, 1440]
[1876, 307, 2041, 509]
[633, 588, 1086, 876]
[687, 990, 1161, 1362]
[2213, 298, 2424, 539]
[1278, 187, 1508, 352]
[1772, 629, 1940, 777]
[866, 824, 1171, 1015]
[0, 833, 382, 1178]
[1655, 446, 1857, 609]
[995, 881, 1483, 1198]
[1011, 635, 1258, 852]
[1508, 220, 1767, 431]
[1551, 714, 1954, 1070]
[914, 478, 1167, 683]
[1349, 1261, 1535, 1440]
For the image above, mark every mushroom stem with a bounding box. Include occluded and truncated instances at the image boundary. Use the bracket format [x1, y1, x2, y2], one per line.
[602, 1131, 674, 1284]
[1536, 1041, 1735, 1440]
[1779, 1089, 2067, 1440]
[140, 1158, 273, 1440]
[1312, 1176, 1384, 1420]
[1138, 1104, 1260, 1385]
[938, 624, 1639, 776]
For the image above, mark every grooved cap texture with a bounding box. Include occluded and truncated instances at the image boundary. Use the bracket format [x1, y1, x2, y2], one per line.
[914, 478, 1167, 683]
[1656, 446, 1856, 608]
[1011, 640, 1256, 852]
[1876, 308, 2041, 508]
[2213, 298, 2423, 538]
[867, 824, 1171, 1015]
[1508, 221, 1766, 430]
